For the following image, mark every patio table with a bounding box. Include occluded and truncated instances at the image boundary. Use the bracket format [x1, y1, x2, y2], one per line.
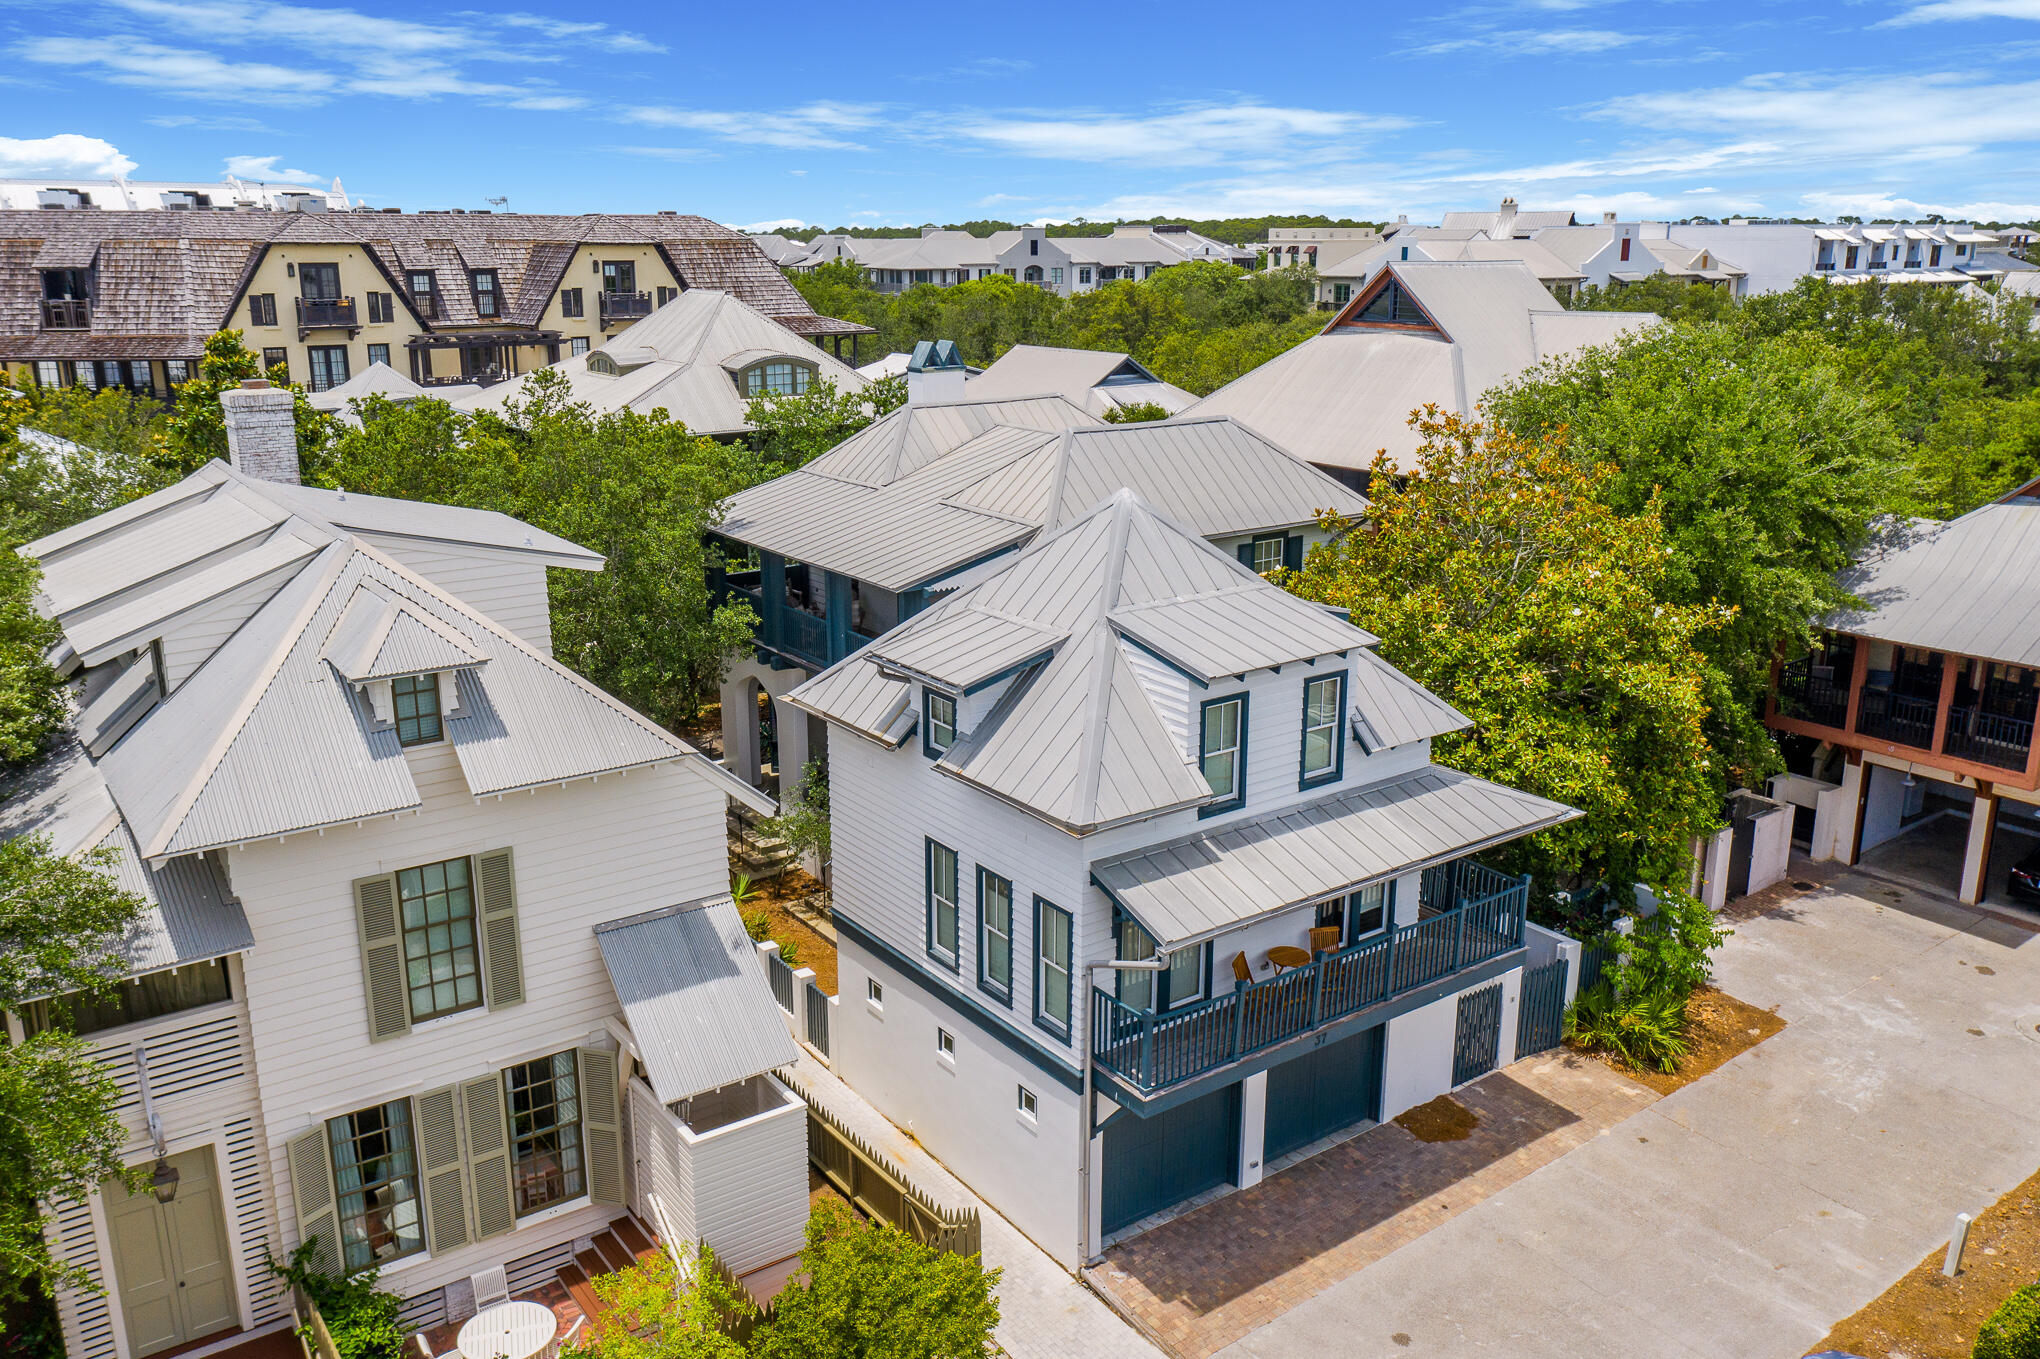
[457, 1301, 559, 1359]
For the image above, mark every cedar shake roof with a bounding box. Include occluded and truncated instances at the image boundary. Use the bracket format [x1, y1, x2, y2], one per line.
[0, 210, 856, 359]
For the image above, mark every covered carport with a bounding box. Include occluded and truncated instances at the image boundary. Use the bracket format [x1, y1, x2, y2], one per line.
[1853, 760, 2040, 907]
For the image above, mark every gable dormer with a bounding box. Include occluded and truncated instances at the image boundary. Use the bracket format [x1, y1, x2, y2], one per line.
[322, 584, 489, 745]
[1325, 270, 1442, 334]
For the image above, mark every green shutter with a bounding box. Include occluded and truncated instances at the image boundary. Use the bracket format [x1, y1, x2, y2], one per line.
[578, 1047, 624, 1206]
[476, 849, 524, 1011]
[1283, 534, 1304, 572]
[414, 1086, 471, 1257]
[462, 1075, 516, 1241]
[353, 873, 410, 1042]
[1236, 542, 1254, 568]
[285, 1127, 342, 1278]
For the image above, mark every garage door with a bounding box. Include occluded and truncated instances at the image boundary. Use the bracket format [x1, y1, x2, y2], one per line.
[1264, 1024, 1385, 1163]
[1101, 1082, 1240, 1236]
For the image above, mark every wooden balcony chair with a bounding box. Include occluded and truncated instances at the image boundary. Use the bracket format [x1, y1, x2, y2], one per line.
[1309, 925, 1341, 956]
[1231, 952, 1252, 985]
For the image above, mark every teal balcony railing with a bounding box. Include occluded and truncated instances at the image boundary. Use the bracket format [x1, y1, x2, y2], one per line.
[1092, 869, 1530, 1095]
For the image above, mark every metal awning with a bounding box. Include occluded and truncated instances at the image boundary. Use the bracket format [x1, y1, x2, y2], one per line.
[1090, 766, 1579, 948]
[596, 897, 798, 1103]
[1608, 270, 1651, 282]
[1814, 228, 1855, 241]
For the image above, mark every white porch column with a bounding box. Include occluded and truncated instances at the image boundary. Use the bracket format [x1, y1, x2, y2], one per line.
[1961, 788, 1999, 905]
[720, 671, 760, 788]
[1836, 757, 1867, 866]
[775, 695, 811, 798]
[1494, 969, 1523, 1069]
[1238, 1071, 1269, 1187]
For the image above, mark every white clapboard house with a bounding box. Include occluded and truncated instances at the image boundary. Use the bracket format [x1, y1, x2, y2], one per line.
[5, 382, 806, 1359]
[783, 488, 1580, 1266]
[708, 341, 1370, 797]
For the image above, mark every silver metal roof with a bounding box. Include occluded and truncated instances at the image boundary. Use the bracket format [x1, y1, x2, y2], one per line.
[964, 345, 1195, 418]
[321, 586, 490, 683]
[1832, 505, 2040, 667]
[1112, 589, 1376, 682]
[871, 608, 1062, 691]
[1185, 261, 1656, 472]
[720, 406, 1365, 592]
[1347, 648, 1473, 749]
[1092, 765, 1580, 948]
[596, 897, 799, 1103]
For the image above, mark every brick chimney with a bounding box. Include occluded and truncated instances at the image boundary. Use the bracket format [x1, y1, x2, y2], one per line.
[219, 379, 300, 484]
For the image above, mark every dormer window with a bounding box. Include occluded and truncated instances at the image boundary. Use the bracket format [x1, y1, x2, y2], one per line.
[471, 269, 499, 318]
[393, 672, 442, 746]
[738, 360, 815, 398]
[923, 689, 957, 757]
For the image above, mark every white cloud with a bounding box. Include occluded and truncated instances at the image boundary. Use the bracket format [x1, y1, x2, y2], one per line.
[147, 113, 276, 132]
[16, 37, 335, 103]
[1411, 27, 1643, 55]
[738, 218, 811, 232]
[610, 146, 716, 161]
[619, 102, 885, 151]
[0, 133, 136, 178]
[223, 154, 323, 184]
[1800, 189, 2040, 220]
[951, 102, 1410, 166]
[491, 11, 667, 52]
[1882, 0, 2040, 24]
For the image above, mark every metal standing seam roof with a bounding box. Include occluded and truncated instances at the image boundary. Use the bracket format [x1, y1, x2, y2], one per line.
[1347, 648, 1473, 749]
[870, 608, 1063, 691]
[321, 586, 491, 682]
[1830, 504, 2040, 668]
[596, 897, 800, 1103]
[1110, 588, 1377, 681]
[963, 345, 1196, 417]
[1092, 765, 1581, 948]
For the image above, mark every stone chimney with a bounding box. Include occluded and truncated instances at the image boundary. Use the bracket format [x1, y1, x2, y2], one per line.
[1603, 210, 1618, 225]
[905, 339, 968, 405]
[219, 379, 300, 484]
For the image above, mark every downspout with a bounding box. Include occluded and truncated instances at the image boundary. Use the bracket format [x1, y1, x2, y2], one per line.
[1077, 954, 1168, 1268]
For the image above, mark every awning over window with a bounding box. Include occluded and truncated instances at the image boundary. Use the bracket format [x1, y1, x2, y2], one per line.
[1090, 766, 1579, 948]
[597, 897, 798, 1103]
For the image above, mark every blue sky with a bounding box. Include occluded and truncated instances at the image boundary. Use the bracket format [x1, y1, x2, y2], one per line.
[2, 0, 2038, 226]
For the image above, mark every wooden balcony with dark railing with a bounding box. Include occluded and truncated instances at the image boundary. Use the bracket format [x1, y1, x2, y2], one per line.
[40, 298, 91, 329]
[600, 291, 655, 323]
[295, 295, 358, 330]
[1092, 860, 1529, 1096]
[1855, 686, 1939, 749]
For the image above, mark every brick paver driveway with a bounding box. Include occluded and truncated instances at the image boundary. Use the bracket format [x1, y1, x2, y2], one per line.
[1211, 872, 2040, 1358]
[1088, 1052, 1655, 1357]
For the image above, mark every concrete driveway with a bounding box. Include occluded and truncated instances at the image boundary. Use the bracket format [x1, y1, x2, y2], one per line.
[1216, 871, 2040, 1359]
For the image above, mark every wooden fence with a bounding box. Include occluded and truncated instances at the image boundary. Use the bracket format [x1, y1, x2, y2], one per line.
[778, 1073, 981, 1258]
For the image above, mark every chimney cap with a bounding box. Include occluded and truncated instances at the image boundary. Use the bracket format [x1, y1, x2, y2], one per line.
[240, 378, 272, 390]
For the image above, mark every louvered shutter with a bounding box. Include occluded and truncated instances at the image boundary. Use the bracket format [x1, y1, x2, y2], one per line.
[285, 1127, 342, 1278]
[1283, 534, 1304, 572]
[1236, 543, 1254, 568]
[461, 1075, 516, 1241]
[578, 1047, 624, 1206]
[353, 874, 410, 1042]
[476, 849, 524, 1011]
[414, 1086, 471, 1257]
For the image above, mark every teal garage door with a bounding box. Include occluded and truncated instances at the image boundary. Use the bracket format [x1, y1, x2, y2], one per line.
[1264, 1024, 1385, 1163]
[1101, 1082, 1240, 1236]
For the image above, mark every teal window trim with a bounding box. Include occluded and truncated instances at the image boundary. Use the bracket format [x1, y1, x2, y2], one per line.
[1299, 671, 1346, 790]
[976, 866, 1014, 1006]
[1319, 880, 1394, 946]
[922, 689, 958, 759]
[1032, 896, 1073, 1041]
[925, 838, 961, 972]
[1198, 693, 1249, 818]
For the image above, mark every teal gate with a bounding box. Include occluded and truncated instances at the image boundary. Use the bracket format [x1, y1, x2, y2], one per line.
[1100, 1082, 1240, 1236]
[1264, 1024, 1385, 1162]
[1515, 959, 1569, 1057]
[1452, 981, 1503, 1086]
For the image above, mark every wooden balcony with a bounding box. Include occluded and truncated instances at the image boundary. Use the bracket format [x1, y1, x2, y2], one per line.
[295, 296, 357, 330]
[1092, 862, 1528, 1096]
[600, 291, 654, 323]
[41, 298, 90, 329]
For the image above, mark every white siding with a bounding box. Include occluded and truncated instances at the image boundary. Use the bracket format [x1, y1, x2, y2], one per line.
[685, 1083, 808, 1274]
[1118, 640, 1193, 758]
[227, 739, 728, 1304]
[357, 536, 555, 655]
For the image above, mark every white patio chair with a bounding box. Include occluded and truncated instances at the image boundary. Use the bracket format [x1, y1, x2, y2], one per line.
[470, 1265, 511, 1311]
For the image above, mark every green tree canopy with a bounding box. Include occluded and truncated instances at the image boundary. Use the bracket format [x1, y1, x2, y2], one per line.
[1287, 411, 1726, 891]
[0, 378, 172, 541]
[159, 330, 336, 480]
[1486, 322, 1900, 785]
[746, 375, 906, 471]
[0, 549, 66, 770]
[752, 1201, 1000, 1359]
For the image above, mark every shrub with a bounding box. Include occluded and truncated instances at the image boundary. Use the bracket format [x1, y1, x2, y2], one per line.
[270, 1242, 409, 1359]
[1565, 983, 1690, 1074]
[1977, 1283, 2040, 1359]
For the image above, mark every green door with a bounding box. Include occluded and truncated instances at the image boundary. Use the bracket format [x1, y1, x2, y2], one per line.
[105, 1148, 237, 1358]
[1101, 1082, 1240, 1236]
[1264, 1024, 1385, 1162]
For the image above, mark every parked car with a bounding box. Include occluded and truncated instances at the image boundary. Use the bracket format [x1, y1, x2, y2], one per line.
[2007, 846, 2040, 903]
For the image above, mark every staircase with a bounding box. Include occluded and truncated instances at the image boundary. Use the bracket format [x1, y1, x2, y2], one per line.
[728, 805, 795, 882]
[554, 1217, 664, 1337]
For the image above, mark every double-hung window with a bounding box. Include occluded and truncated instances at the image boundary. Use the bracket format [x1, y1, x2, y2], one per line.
[327, 1099, 424, 1272]
[926, 839, 960, 969]
[1116, 915, 1204, 1011]
[1033, 897, 1072, 1038]
[1319, 881, 1391, 945]
[249, 293, 278, 327]
[977, 867, 1013, 1003]
[393, 673, 442, 746]
[1300, 672, 1345, 787]
[505, 1051, 584, 1215]
[559, 287, 584, 318]
[1199, 695, 1247, 815]
[262, 348, 290, 381]
[471, 270, 499, 318]
[366, 292, 394, 324]
[367, 343, 390, 368]
[400, 856, 481, 1021]
[923, 689, 957, 757]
